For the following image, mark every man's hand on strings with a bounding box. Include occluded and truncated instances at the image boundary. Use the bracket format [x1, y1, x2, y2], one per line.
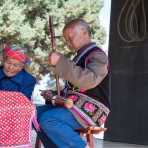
[64, 98, 73, 109]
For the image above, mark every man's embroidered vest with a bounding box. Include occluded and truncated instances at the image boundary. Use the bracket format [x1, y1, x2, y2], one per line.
[67, 46, 110, 109]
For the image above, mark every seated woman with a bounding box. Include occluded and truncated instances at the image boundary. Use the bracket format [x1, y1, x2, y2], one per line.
[0, 44, 36, 99]
[0, 44, 37, 147]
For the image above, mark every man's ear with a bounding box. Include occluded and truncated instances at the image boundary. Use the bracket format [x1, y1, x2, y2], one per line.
[81, 27, 89, 37]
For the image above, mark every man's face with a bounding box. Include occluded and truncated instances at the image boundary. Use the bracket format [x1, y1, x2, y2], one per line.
[63, 26, 86, 51]
[3, 57, 24, 77]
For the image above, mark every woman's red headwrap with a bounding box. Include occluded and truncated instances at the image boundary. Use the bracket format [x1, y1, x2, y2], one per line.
[3, 45, 31, 64]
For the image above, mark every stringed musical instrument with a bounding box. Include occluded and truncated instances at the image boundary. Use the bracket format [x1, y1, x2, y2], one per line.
[43, 16, 73, 109]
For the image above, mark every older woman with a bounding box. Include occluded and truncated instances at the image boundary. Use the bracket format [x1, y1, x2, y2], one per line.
[0, 45, 36, 99]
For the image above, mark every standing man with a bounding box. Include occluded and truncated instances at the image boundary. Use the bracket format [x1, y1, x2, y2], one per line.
[38, 19, 110, 148]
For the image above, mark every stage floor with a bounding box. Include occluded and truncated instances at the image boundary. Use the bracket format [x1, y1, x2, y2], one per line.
[94, 139, 147, 148]
[32, 130, 147, 148]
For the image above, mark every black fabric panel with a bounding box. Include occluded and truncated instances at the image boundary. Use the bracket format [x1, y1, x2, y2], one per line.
[104, 0, 148, 145]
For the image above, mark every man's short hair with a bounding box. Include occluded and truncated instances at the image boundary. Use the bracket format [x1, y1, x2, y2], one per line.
[63, 19, 91, 36]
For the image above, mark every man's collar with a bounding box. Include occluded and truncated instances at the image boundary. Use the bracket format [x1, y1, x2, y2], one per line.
[77, 42, 96, 55]
[73, 42, 97, 63]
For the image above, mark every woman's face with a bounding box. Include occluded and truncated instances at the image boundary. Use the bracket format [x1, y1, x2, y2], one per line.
[3, 57, 24, 77]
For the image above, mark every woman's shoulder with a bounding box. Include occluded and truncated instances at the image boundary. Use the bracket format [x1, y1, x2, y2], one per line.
[21, 69, 36, 83]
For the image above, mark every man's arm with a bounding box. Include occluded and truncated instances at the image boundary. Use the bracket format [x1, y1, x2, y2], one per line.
[52, 51, 108, 90]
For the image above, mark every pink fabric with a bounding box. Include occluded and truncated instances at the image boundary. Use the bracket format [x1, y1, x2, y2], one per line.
[68, 91, 110, 127]
[84, 103, 95, 112]
[69, 95, 78, 101]
[71, 107, 91, 126]
[0, 91, 35, 147]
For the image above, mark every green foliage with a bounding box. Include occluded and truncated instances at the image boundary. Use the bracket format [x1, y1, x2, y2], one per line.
[0, 0, 106, 76]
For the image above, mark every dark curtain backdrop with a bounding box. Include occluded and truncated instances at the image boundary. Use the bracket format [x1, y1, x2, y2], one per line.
[104, 0, 148, 145]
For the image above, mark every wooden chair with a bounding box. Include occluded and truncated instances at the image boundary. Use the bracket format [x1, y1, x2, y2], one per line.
[76, 126, 107, 148]
[35, 126, 107, 148]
